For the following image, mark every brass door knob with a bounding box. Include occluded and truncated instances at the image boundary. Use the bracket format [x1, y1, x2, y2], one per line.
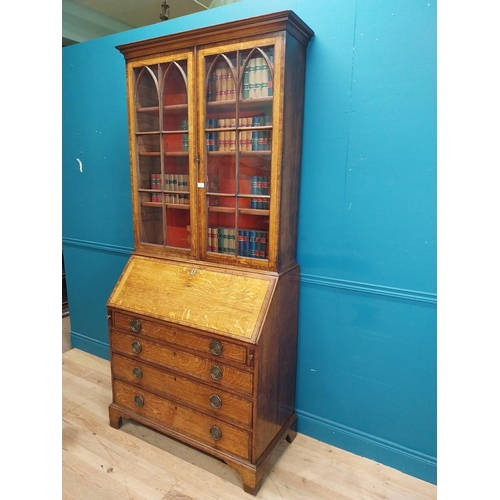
[210, 394, 222, 409]
[131, 340, 142, 354]
[209, 425, 222, 441]
[130, 318, 141, 333]
[134, 394, 144, 407]
[209, 365, 222, 380]
[209, 340, 223, 356]
[132, 366, 143, 379]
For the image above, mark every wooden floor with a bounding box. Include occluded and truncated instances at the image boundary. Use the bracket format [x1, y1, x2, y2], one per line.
[62, 333, 436, 499]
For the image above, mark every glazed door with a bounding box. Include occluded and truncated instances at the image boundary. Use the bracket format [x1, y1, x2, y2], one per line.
[197, 37, 283, 270]
[128, 51, 197, 258]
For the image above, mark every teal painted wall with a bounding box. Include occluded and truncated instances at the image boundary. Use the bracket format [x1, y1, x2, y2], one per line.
[62, 0, 436, 484]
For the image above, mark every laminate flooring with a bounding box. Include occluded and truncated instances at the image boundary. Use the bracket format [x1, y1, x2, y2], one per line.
[62, 319, 436, 500]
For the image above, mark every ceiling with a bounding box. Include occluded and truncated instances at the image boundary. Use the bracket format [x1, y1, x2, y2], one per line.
[63, 0, 241, 46]
[73, 0, 212, 28]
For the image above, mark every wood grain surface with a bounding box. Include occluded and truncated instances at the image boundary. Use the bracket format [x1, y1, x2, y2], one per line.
[108, 256, 273, 340]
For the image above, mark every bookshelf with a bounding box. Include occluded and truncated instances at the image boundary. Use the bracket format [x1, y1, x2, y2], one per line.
[107, 11, 313, 495]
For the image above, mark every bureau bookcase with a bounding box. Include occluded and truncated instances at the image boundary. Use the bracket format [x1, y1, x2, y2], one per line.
[107, 11, 313, 495]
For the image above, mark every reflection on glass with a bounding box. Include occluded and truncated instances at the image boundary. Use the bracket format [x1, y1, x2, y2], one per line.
[203, 46, 275, 260]
[134, 60, 191, 250]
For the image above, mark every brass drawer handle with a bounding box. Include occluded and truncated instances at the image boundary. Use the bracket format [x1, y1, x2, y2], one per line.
[209, 425, 222, 441]
[209, 365, 222, 380]
[134, 394, 144, 407]
[132, 366, 143, 379]
[209, 340, 223, 356]
[130, 318, 141, 333]
[209, 394, 222, 409]
[131, 340, 142, 354]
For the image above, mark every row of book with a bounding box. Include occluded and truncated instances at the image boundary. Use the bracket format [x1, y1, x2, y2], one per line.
[206, 116, 272, 152]
[242, 54, 274, 100]
[251, 176, 269, 195]
[206, 131, 272, 152]
[206, 50, 274, 102]
[206, 116, 272, 128]
[208, 227, 269, 259]
[151, 193, 189, 204]
[181, 120, 189, 151]
[150, 174, 190, 192]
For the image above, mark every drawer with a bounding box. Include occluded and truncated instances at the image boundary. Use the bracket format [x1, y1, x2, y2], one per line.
[113, 312, 248, 365]
[113, 379, 251, 460]
[112, 353, 253, 427]
[111, 331, 253, 395]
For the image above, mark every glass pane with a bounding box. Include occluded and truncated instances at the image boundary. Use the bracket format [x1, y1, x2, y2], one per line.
[134, 66, 160, 132]
[161, 59, 191, 250]
[161, 61, 188, 132]
[139, 192, 164, 246]
[207, 196, 236, 255]
[137, 135, 161, 189]
[206, 53, 237, 103]
[134, 58, 191, 251]
[203, 46, 274, 260]
[240, 47, 274, 101]
[166, 205, 191, 249]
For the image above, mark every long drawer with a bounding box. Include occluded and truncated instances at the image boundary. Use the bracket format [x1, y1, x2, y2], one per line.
[113, 379, 251, 460]
[111, 331, 253, 395]
[113, 312, 248, 365]
[111, 353, 253, 427]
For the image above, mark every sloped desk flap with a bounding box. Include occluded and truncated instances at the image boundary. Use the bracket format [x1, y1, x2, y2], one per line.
[108, 256, 276, 342]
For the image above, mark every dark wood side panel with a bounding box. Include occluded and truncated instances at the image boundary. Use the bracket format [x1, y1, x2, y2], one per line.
[253, 265, 300, 461]
[278, 33, 309, 272]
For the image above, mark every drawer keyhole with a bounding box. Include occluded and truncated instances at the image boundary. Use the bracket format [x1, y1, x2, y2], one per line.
[209, 365, 223, 381]
[131, 340, 142, 354]
[210, 394, 222, 409]
[209, 340, 223, 356]
[209, 425, 222, 441]
[130, 319, 141, 333]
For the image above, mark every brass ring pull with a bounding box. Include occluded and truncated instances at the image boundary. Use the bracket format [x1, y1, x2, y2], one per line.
[209, 425, 222, 441]
[209, 340, 223, 356]
[130, 318, 141, 333]
[132, 366, 143, 379]
[210, 394, 222, 409]
[209, 365, 222, 380]
[134, 394, 144, 407]
[131, 340, 142, 354]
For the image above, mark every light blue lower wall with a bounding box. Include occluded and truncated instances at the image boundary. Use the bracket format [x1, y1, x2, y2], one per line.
[62, 0, 436, 485]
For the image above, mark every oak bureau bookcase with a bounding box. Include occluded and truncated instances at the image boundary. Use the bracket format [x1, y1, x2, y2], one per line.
[106, 11, 314, 495]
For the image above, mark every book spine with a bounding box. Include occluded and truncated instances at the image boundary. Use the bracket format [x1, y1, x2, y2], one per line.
[242, 63, 250, 99]
[262, 57, 269, 98]
[238, 230, 244, 256]
[267, 50, 274, 97]
[228, 228, 235, 255]
[252, 131, 258, 151]
[248, 58, 256, 99]
[208, 72, 215, 101]
[221, 66, 228, 101]
[227, 70, 235, 100]
[249, 231, 256, 258]
[259, 231, 267, 259]
[215, 67, 222, 101]
[255, 57, 263, 98]
[217, 228, 223, 253]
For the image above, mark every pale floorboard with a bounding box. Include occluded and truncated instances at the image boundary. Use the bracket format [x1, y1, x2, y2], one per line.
[62, 320, 436, 500]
